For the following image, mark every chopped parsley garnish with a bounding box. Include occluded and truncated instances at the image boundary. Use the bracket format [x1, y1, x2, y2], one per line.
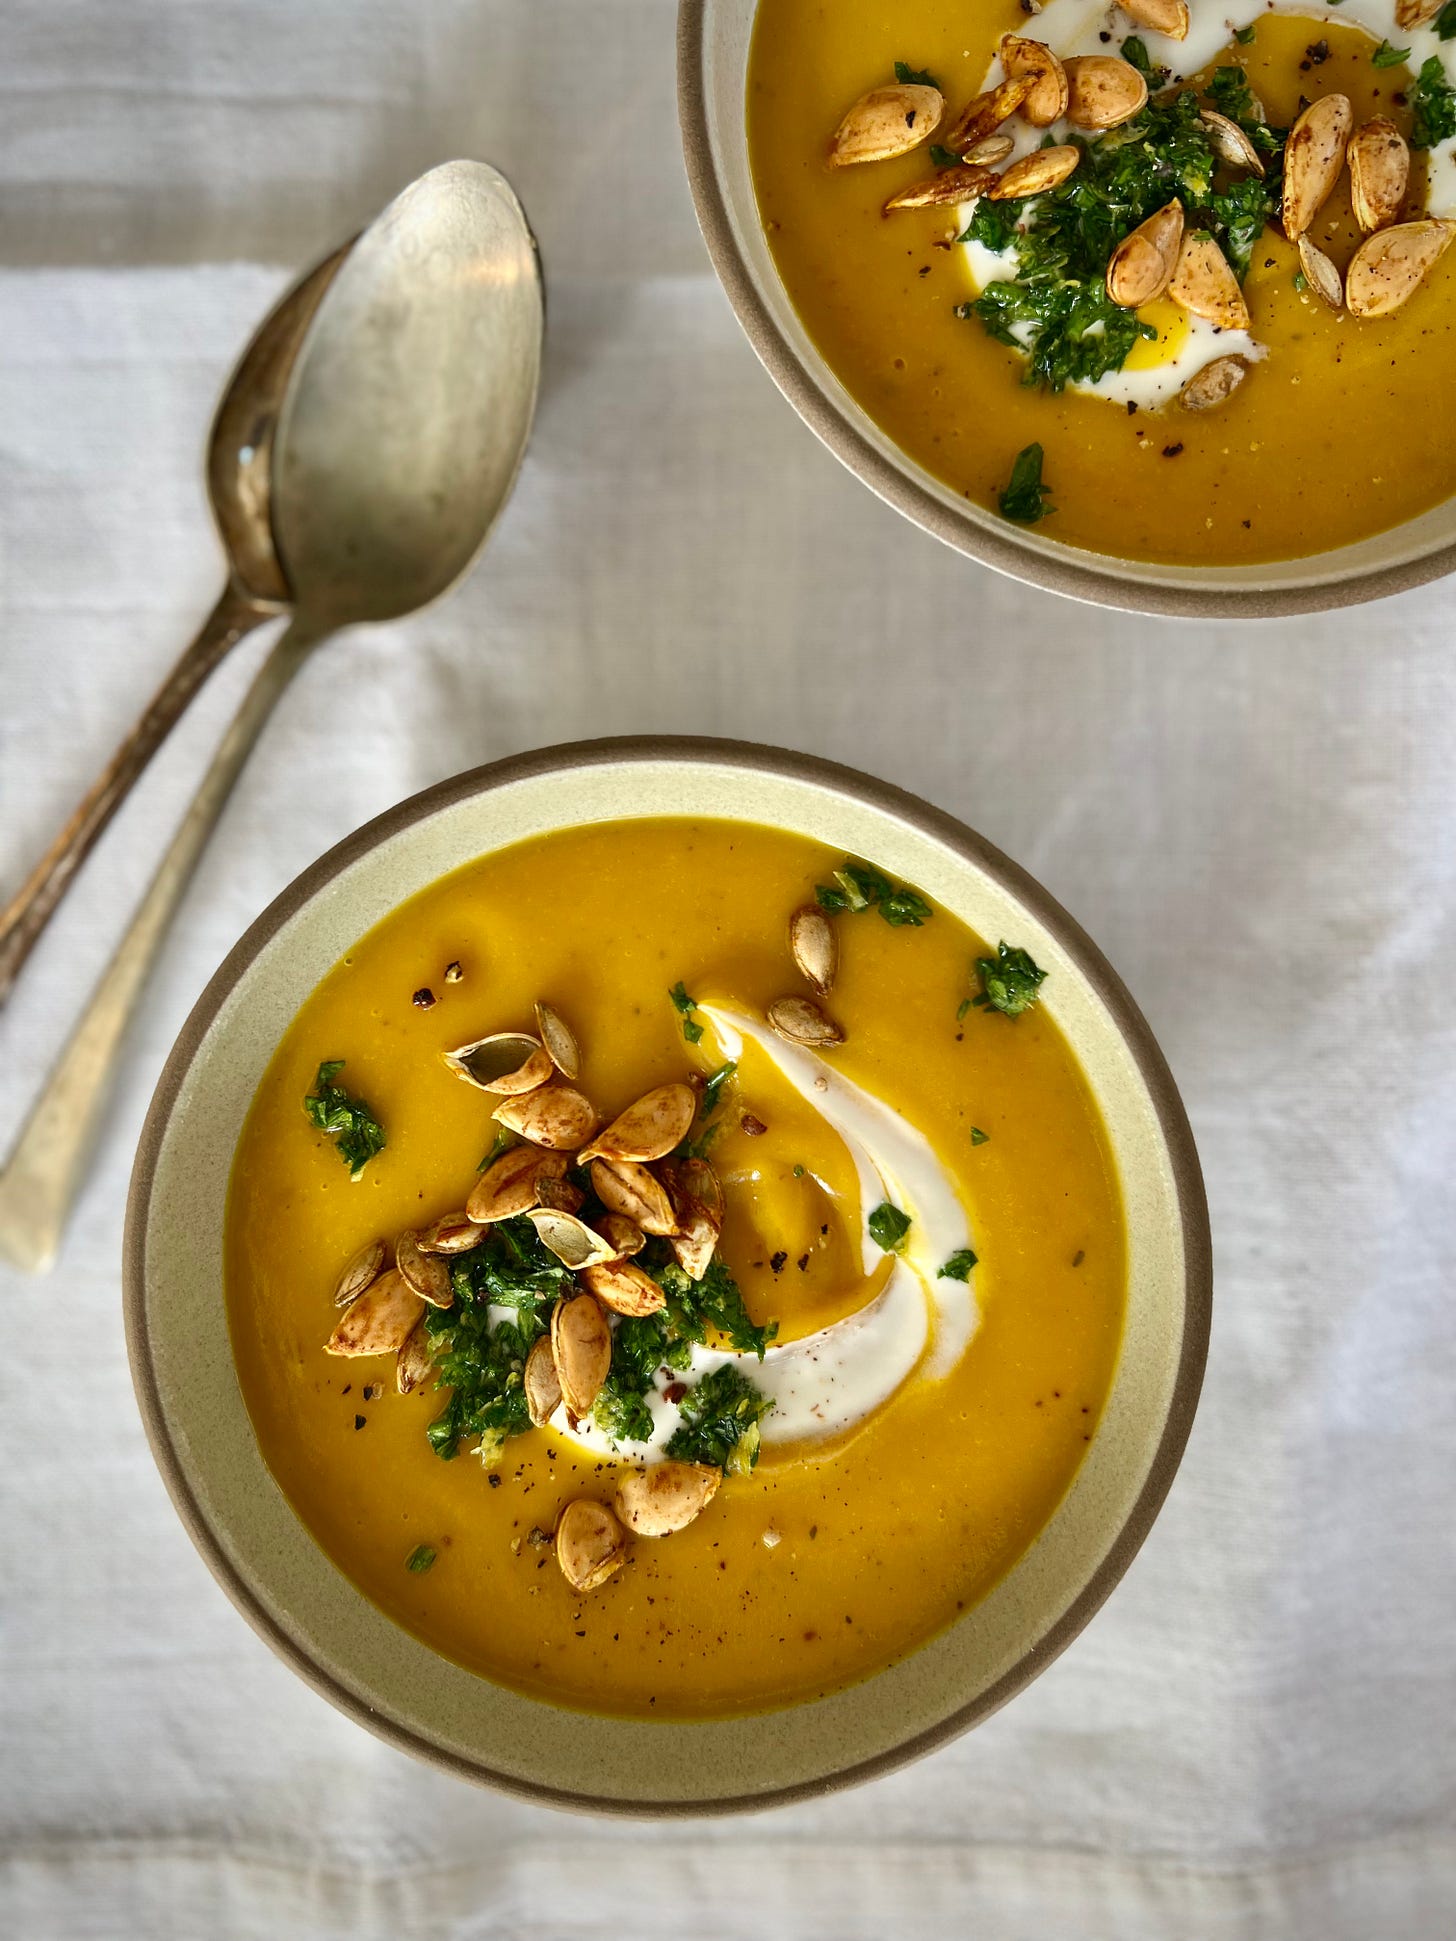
[406, 1544, 437, 1573]
[304, 1060, 386, 1179]
[1206, 65, 1287, 169]
[667, 1364, 774, 1474]
[1372, 39, 1410, 68]
[970, 1126, 990, 1146]
[938, 1249, 979, 1281]
[929, 143, 962, 168]
[998, 443, 1054, 524]
[476, 1128, 515, 1173]
[1234, 22, 1257, 44]
[657, 1255, 775, 1358]
[1120, 37, 1167, 87]
[814, 858, 932, 926]
[1412, 55, 1456, 149]
[868, 1201, 912, 1252]
[669, 979, 704, 1044]
[701, 1060, 737, 1116]
[1439, 1, 1456, 40]
[956, 997, 972, 1023]
[960, 83, 1281, 394]
[894, 60, 939, 88]
[972, 941, 1047, 1018]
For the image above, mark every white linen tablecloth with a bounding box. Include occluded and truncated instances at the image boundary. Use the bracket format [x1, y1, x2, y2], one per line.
[2, 4, 1455, 1935]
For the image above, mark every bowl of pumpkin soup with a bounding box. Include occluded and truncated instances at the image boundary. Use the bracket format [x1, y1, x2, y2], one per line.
[125, 739, 1209, 1811]
[680, 0, 1456, 613]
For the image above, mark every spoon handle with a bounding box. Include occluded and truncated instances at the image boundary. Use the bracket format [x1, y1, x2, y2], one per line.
[0, 616, 320, 1273]
[0, 578, 280, 1008]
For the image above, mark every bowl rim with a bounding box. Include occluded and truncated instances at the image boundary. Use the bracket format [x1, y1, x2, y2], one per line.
[124, 735, 1212, 1813]
[676, 0, 1456, 620]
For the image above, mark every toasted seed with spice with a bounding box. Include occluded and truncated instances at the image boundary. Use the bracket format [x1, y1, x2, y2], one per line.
[551, 1294, 612, 1417]
[1200, 109, 1264, 176]
[943, 74, 1035, 151]
[523, 1334, 562, 1426]
[394, 1230, 454, 1307]
[1169, 231, 1251, 331]
[740, 1112, 768, 1137]
[1178, 354, 1250, 412]
[333, 1237, 385, 1307]
[466, 1143, 569, 1223]
[1346, 220, 1456, 318]
[827, 84, 943, 167]
[884, 163, 996, 212]
[962, 132, 1014, 165]
[1281, 94, 1352, 241]
[533, 1001, 581, 1080]
[579, 1259, 667, 1318]
[672, 1157, 725, 1222]
[527, 1208, 619, 1271]
[597, 1212, 646, 1257]
[789, 904, 838, 995]
[396, 1315, 435, 1394]
[1118, 0, 1189, 37]
[443, 1031, 553, 1096]
[1297, 235, 1344, 312]
[768, 996, 845, 1048]
[1062, 56, 1148, 132]
[987, 145, 1080, 200]
[416, 1211, 486, 1255]
[616, 1462, 721, 1537]
[555, 1498, 628, 1593]
[326, 1269, 424, 1357]
[1106, 199, 1184, 308]
[1000, 36, 1069, 127]
[493, 1082, 600, 1150]
[579, 1082, 696, 1163]
[1348, 119, 1409, 235]
[591, 1155, 678, 1235]
[536, 1174, 585, 1215]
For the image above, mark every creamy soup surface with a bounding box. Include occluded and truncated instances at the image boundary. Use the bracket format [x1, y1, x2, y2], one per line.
[747, 0, 1456, 566]
[226, 819, 1125, 1719]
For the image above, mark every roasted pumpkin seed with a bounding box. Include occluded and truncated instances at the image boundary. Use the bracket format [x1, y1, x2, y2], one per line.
[987, 145, 1080, 200]
[466, 1143, 569, 1224]
[493, 1083, 600, 1150]
[416, 1211, 486, 1255]
[591, 1155, 679, 1235]
[1063, 56, 1148, 132]
[789, 904, 838, 995]
[533, 1001, 581, 1080]
[536, 1174, 586, 1215]
[999, 35, 1068, 128]
[597, 1211, 646, 1257]
[1118, 0, 1189, 37]
[395, 1229, 454, 1307]
[884, 163, 996, 212]
[1106, 200, 1184, 308]
[579, 1082, 696, 1164]
[579, 1259, 667, 1318]
[524, 1334, 562, 1426]
[1169, 230, 1251, 331]
[615, 1462, 721, 1537]
[1346, 220, 1456, 318]
[551, 1293, 612, 1417]
[442, 1031, 553, 1096]
[1200, 109, 1264, 176]
[325, 1269, 424, 1357]
[332, 1237, 385, 1307]
[767, 996, 845, 1048]
[1297, 235, 1344, 312]
[827, 84, 943, 167]
[555, 1498, 628, 1593]
[1348, 118, 1409, 235]
[396, 1315, 435, 1394]
[1178, 354, 1251, 412]
[1395, 0, 1442, 25]
[962, 132, 1015, 166]
[1281, 95, 1352, 241]
[527, 1208, 619, 1271]
[943, 74, 1035, 151]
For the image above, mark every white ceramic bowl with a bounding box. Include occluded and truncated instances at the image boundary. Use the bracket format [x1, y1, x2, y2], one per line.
[678, 0, 1456, 617]
[126, 739, 1210, 1812]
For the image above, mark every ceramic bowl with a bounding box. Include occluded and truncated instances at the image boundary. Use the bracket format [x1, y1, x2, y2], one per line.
[125, 738, 1210, 1813]
[677, 0, 1456, 618]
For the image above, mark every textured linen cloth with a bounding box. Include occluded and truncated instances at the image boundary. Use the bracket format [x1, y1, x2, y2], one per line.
[2, 4, 1455, 1935]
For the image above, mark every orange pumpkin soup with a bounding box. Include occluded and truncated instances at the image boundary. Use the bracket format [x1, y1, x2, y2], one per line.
[747, 0, 1456, 565]
[226, 818, 1125, 1719]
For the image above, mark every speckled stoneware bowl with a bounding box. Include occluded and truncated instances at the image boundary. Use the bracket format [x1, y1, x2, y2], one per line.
[677, 0, 1456, 619]
[125, 738, 1210, 1814]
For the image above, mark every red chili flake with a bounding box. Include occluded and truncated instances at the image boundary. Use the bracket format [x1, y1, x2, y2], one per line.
[770, 1250, 788, 1274]
[664, 1381, 687, 1404]
[740, 1113, 768, 1137]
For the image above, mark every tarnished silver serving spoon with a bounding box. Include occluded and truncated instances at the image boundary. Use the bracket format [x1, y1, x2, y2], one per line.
[0, 160, 543, 1271]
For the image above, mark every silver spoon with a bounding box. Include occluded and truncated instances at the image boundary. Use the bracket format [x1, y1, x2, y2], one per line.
[0, 243, 348, 1005]
[0, 160, 543, 1271]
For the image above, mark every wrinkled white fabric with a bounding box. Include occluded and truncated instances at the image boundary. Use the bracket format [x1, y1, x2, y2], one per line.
[2, 4, 1455, 1936]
